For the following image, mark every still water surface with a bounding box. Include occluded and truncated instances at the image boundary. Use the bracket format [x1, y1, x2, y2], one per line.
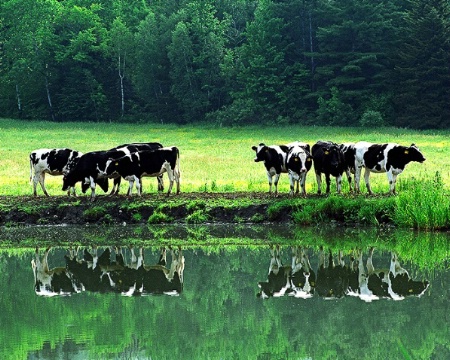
[0, 225, 448, 359]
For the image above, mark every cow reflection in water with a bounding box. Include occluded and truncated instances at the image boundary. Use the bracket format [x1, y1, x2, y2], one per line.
[32, 247, 76, 296]
[257, 246, 428, 301]
[257, 246, 316, 299]
[348, 248, 429, 302]
[32, 246, 184, 297]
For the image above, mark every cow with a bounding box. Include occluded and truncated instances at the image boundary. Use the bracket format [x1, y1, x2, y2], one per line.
[64, 246, 185, 296]
[286, 144, 313, 196]
[32, 247, 76, 296]
[257, 245, 292, 299]
[347, 249, 429, 302]
[62, 151, 116, 200]
[339, 143, 356, 191]
[252, 141, 310, 195]
[315, 247, 349, 299]
[311, 141, 346, 194]
[353, 141, 426, 195]
[290, 247, 316, 298]
[388, 252, 429, 300]
[108, 142, 163, 194]
[103, 146, 181, 196]
[29, 148, 83, 196]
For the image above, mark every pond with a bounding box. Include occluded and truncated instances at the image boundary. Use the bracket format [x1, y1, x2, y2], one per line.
[0, 225, 448, 359]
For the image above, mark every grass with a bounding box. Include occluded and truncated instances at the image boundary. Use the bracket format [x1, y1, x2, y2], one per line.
[1, 118, 450, 229]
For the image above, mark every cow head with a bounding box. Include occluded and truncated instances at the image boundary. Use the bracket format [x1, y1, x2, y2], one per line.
[287, 146, 313, 175]
[406, 144, 426, 163]
[62, 172, 76, 191]
[322, 144, 343, 169]
[251, 143, 268, 162]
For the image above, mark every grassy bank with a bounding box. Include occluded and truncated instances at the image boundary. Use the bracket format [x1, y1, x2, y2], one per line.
[1, 118, 450, 229]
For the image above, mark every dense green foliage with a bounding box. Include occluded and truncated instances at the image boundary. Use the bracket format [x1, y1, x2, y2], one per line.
[1, 0, 449, 128]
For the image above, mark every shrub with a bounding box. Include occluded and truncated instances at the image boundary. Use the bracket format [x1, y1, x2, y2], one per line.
[359, 110, 385, 127]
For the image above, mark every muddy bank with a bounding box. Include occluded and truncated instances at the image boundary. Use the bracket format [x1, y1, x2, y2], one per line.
[0, 192, 394, 227]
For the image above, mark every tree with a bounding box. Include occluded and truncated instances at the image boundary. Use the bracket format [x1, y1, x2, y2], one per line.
[109, 17, 133, 118]
[393, 0, 450, 129]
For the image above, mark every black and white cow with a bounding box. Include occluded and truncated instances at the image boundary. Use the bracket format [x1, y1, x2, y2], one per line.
[257, 245, 292, 298]
[347, 249, 429, 302]
[290, 247, 316, 298]
[286, 144, 313, 196]
[64, 246, 185, 296]
[62, 151, 116, 200]
[108, 142, 163, 194]
[104, 146, 181, 196]
[29, 148, 83, 196]
[315, 247, 349, 299]
[353, 141, 426, 194]
[32, 247, 77, 296]
[252, 142, 310, 195]
[339, 143, 356, 191]
[311, 141, 346, 194]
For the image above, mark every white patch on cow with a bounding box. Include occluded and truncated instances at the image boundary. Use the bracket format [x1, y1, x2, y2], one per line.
[29, 148, 82, 197]
[287, 145, 310, 195]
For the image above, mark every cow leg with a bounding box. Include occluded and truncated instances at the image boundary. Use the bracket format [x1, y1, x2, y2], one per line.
[157, 175, 164, 192]
[336, 174, 343, 194]
[32, 172, 41, 196]
[325, 173, 331, 194]
[134, 176, 142, 196]
[269, 245, 282, 275]
[266, 172, 274, 194]
[88, 177, 97, 201]
[315, 172, 322, 195]
[289, 174, 296, 196]
[300, 172, 307, 196]
[39, 173, 50, 197]
[363, 168, 373, 195]
[366, 247, 375, 275]
[354, 163, 362, 193]
[318, 246, 325, 271]
[387, 171, 397, 195]
[174, 168, 181, 195]
[345, 170, 353, 192]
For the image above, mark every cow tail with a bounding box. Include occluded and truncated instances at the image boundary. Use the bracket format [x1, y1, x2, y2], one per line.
[29, 154, 33, 183]
[175, 147, 181, 179]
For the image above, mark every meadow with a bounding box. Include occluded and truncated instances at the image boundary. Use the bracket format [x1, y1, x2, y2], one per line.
[1, 118, 449, 229]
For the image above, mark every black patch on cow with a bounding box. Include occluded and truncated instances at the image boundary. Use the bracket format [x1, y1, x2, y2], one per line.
[385, 145, 425, 171]
[253, 145, 286, 174]
[312, 141, 345, 178]
[363, 144, 388, 170]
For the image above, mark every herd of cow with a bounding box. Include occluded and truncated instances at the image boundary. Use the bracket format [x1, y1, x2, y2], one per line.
[252, 140, 426, 196]
[257, 246, 429, 302]
[32, 246, 185, 297]
[29, 140, 425, 200]
[29, 142, 180, 200]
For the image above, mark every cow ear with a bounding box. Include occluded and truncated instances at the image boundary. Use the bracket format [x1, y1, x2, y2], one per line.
[323, 147, 329, 155]
[252, 146, 257, 151]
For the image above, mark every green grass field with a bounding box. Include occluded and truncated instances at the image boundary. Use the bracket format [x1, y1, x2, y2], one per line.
[1, 118, 448, 196]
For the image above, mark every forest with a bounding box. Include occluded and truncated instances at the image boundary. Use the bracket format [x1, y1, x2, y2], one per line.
[1, 0, 449, 128]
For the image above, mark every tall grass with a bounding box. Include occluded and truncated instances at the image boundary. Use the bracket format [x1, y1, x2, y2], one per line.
[394, 172, 450, 230]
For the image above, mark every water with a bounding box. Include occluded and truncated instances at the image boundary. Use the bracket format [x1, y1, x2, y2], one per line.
[0, 225, 448, 359]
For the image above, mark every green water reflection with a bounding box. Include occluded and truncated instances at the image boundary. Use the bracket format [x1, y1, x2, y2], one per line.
[0, 225, 448, 359]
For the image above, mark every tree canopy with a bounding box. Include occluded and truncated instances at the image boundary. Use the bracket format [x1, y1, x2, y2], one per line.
[0, 0, 449, 128]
